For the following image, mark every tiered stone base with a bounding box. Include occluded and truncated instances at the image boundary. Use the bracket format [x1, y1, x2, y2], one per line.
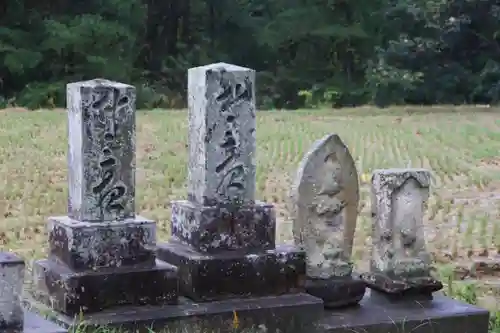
[170, 200, 276, 253]
[163, 200, 307, 301]
[146, 200, 322, 333]
[47, 216, 157, 270]
[32, 258, 178, 316]
[157, 240, 306, 301]
[32, 215, 179, 317]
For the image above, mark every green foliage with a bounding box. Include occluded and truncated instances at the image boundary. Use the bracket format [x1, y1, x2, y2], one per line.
[16, 82, 65, 109]
[443, 277, 500, 333]
[0, 0, 499, 109]
[366, 0, 500, 106]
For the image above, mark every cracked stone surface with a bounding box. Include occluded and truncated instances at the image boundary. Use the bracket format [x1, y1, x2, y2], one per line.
[170, 200, 275, 254]
[291, 134, 360, 279]
[48, 216, 156, 270]
[67, 79, 136, 222]
[186, 63, 256, 207]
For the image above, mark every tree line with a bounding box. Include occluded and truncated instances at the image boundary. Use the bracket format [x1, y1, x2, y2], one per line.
[1, 0, 499, 110]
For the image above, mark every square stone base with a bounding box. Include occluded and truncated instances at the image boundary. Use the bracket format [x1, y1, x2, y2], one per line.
[32, 258, 178, 316]
[48, 216, 156, 271]
[1, 311, 66, 333]
[305, 275, 366, 308]
[171, 200, 276, 253]
[28, 293, 323, 333]
[320, 290, 489, 333]
[157, 240, 306, 301]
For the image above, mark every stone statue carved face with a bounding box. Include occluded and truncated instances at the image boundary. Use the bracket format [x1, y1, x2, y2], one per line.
[315, 152, 345, 216]
[371, 169, 432, 279]
[291, 134, 359, 279]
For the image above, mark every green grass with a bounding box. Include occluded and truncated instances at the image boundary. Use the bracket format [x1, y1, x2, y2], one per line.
[1, 105, 500, 332]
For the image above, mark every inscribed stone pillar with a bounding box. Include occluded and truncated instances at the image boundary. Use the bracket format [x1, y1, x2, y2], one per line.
[66, 79, 135, 222]
[187, 63, 256, 206]
[31, 79, 179, 320]
[156, 63, 322, 313]
[361, 168, 443, 299]
[291, 134, 366, 308]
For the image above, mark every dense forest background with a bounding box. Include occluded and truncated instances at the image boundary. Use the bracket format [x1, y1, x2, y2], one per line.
[1, 0, 499, 109]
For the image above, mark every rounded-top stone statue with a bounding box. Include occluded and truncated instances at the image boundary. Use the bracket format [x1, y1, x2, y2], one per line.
[291, 133, 366, 308]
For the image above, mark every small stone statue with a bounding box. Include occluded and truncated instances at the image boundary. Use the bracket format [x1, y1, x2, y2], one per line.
[361, 168, 443, 299]
[291, 134, 365, 307]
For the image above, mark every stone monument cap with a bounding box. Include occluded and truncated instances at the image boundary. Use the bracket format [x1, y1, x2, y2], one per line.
[372, 168, 431, 188]
[189, 62, 253, 72]
[68, 79, 133, 88]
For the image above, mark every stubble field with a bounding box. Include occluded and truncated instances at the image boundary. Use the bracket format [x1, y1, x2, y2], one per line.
[1, 105, 500, 315]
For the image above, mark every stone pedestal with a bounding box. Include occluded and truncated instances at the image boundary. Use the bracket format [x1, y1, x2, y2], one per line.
[158, 239, 305, 301]
[305, 276, 366, 308]
[170, 200, 276, 253]
[160, 200, 306, 300]
[33, 257, 178, 316]
[320, 290, 489, 333]
[33, 217, 178, 316]
[47, 216, 157, 270]
[0, 252, 66, 333]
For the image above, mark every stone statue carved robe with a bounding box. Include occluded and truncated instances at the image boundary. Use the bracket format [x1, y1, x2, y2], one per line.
[370, 169, 433, 279]
[291, 134, 359, 279]
[361, 168, 442, 297]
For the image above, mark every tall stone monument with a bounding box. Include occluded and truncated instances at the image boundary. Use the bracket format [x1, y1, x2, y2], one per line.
[0, 252, 66, 333]
[360, 169, 442, 299]
[156, 63, 322, 330]
[32, 80, 178, 320]
[291, 134, 365, 307]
